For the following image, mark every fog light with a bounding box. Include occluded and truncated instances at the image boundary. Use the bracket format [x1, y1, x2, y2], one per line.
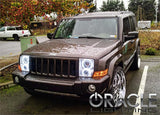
[88, 84, 96, 92]
[15, 76, 19, 83]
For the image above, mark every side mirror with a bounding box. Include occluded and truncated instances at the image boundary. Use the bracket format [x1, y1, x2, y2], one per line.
[125, 31, 139, 41]
[128, 31, 138, 38]
[47, 33, 53, 39]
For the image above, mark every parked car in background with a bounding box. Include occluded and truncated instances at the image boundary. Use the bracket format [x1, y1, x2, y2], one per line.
[0, 26, 31, 41]
[138, 21, 151, 29]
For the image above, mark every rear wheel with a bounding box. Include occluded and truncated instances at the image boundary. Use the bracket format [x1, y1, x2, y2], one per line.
[109, 66, 126, 108]
[3, 38, 7, 40]
[13, 34, 19, 41]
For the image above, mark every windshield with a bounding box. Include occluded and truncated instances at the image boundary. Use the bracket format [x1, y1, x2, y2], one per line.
[55, 18, 118, 39]
[0, 27, 5, 32]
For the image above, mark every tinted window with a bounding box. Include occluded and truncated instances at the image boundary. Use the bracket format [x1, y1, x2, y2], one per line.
[0, 27, 5, 31]
[123, 18, 130, 35]
[16, 27, 23, 30]
[7, 27, 15, 30]
[130, 17, 136, 31]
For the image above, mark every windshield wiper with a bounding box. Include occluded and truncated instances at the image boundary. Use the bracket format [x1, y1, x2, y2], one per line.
[78, 36, 103, 39]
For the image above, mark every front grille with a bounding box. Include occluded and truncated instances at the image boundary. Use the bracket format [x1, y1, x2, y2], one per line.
[30, 57, 77, 78]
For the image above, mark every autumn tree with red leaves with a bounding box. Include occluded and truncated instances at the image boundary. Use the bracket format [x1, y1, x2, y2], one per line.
[0, 0, 92, 29]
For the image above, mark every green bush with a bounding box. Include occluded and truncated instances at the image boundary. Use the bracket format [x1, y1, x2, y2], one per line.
[145, 47, 157, 55]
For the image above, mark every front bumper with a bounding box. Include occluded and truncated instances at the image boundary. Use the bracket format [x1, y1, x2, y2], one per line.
[12, 69, 110, 96]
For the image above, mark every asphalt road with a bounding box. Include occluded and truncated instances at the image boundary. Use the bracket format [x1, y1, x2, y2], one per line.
[0, 36, 48, 58]
[0, 40, 21, 58]
[0, 60, 160, 115]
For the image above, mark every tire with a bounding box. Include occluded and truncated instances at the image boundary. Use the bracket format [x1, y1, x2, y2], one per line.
[3, 38, 7, 40]
[109, 66, 126, 108]
[13, 34, 19, 41]
[131, 46, 141, 70]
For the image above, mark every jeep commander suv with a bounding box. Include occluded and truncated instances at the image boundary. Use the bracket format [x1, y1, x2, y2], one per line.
[13, 11, 140, 107]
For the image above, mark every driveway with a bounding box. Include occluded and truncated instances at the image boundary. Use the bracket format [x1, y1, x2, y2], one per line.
[0, 40, 21, 58]
[0, 36, 48, 58]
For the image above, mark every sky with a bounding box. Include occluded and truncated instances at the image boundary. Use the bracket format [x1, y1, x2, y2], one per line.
[95, 0, 130, 10]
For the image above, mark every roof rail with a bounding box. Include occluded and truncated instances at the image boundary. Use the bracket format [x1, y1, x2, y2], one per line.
[120, 11, 133, 14]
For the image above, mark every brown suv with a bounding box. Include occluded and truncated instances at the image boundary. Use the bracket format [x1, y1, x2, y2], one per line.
[12, 11, 140, 106]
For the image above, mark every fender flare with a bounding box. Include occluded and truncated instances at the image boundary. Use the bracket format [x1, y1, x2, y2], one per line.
[107, 53, 123, 91]
[108, 53, 123, 78]
[13, 34, 19, 38]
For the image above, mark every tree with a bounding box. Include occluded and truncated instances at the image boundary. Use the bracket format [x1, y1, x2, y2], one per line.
[100, 0, 125, 11]
[0, 0, 12, 26]
[128, 0, 155, 21]
[157, 0, 160, 21]
[10, 0, 46, 28]
[119, 1, 125, 11]
[84, 0, 96, 12]
[0, 0, 91, 29]
[143, 0, 155, 21]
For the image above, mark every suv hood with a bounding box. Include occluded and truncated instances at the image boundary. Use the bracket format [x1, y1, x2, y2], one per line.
[24, 39, 120, 59]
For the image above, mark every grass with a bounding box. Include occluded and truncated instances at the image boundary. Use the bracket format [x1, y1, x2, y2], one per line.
[0, 85, 22, 96]
[141, 49, 160, 56]
[0, 77, 11, 83]
[0, 55, 18, 68]
[151, 22, 160, 30]
[0, 64, 17, 83]
[0, 56, 18, 84]
[139, 31, 160, 55]
[139, 31, 160, 50]
[141, 55, 160, 60]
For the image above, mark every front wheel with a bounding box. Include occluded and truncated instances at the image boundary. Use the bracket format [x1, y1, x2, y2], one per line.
[109, 66, 126, 108]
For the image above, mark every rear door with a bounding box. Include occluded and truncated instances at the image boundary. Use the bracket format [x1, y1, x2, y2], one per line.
[15, 27, 23, 36]
[129, 16, 137, 55]
[6, 27, 16, 37]
[123, 17, 133, 67]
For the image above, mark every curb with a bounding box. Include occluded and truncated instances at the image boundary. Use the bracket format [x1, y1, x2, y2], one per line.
[0, 62, 18, 72]
[0, 62, 18, 90]
[142, 59, 160, 62]
[0, 81, 16, 90]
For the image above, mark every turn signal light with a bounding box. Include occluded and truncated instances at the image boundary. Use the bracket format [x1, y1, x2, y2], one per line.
[18, 64, 22, 71]
[92, 69, 108, 79]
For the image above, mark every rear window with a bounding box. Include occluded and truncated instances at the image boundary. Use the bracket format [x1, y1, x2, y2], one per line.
[16, 27, 23, 30]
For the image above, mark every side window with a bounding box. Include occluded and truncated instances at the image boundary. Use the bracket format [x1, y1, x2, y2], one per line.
[7, 27, 15, 30]
[133, 16, 137, 30]
[130, 16, 136, 31]
[0, 27, 5, 31]
[16, 27, 23, 30]
[123, 18, 130, 35]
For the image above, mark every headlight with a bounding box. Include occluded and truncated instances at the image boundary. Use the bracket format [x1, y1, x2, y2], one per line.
[79, 59, 94, 77]
[20, 55, 30, 72]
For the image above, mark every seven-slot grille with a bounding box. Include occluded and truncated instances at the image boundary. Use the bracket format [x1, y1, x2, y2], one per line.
[30, 57, 77, 78]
